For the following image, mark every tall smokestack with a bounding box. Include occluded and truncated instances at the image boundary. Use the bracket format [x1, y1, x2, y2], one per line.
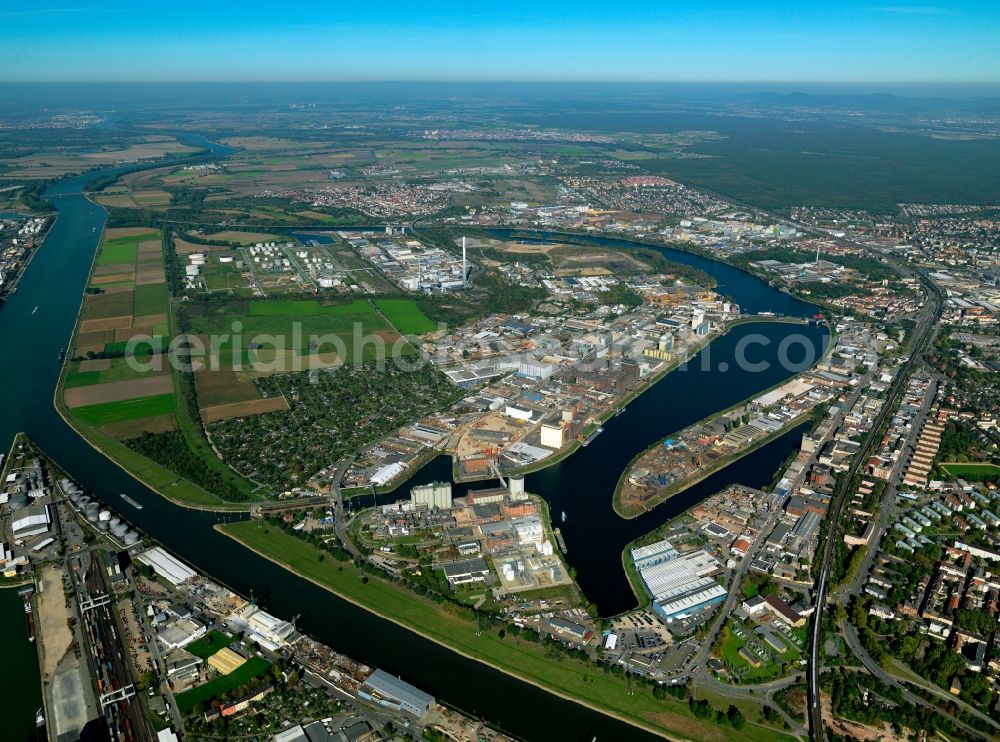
[462, 236, 467, 286]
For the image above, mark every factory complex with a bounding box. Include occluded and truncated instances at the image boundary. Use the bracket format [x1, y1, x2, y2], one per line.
[631, 539, 728, 622]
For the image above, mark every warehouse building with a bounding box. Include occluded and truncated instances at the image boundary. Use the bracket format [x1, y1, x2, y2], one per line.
[442, 558, 491, 586]
[631, 539, 679, 571]
[632, 540, 727, 623]
[11, 505, 51, 540]
[228, 605, 296, 649]
[137, 547, 197, 587]
[517, 359, 555, 380]
[357, 669, 434, 717]
[157, 617, 207, 650]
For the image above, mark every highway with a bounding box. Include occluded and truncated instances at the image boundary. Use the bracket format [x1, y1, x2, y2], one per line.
[806, 265, 943, 740]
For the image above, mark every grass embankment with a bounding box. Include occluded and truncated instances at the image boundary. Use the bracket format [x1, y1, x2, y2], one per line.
[218, 520, 788, 742]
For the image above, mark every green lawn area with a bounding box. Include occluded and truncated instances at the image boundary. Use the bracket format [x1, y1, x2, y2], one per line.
[219, 521, 786, 742]
[174, 656, 271, 713]
[375, 299, 436, 335]
[72, 393, 176, 425]
[719, 622, 798, 684]
[940, 462, 1000, 479]
[185, 630, 235, 659]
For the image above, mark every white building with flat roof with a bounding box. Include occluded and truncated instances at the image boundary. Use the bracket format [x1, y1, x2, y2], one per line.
[136, 547, 197, 587]
[631, 538, 678, 570]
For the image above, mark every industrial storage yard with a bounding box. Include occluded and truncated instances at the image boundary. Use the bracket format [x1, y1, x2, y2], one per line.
[0, 435, 517, 742]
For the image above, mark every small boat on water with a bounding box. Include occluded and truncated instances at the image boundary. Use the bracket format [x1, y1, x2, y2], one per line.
[581, 427, 604, 447]
[57, 348, 65, 361]
[121, 493, 142, 510]
[32, 306, 38, 315]
[615, 406, 626, 417]
[561, 511, 566, 523]
[24, 594, 35, 642]
[35, 708, 44, 727]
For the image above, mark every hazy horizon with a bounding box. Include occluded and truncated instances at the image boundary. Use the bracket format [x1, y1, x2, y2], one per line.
[3, 1, 999, 86]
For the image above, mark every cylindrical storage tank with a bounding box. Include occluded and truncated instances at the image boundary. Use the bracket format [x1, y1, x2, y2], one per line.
[109, 517, 121, 530]
[99, 510, 111, 521]
[97, 521, 109, 532]
[112, 524, 128, 537]
[123, 531, 139, 546]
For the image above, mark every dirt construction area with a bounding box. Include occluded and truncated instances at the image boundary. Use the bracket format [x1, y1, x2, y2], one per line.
[37, 565, 72, 678]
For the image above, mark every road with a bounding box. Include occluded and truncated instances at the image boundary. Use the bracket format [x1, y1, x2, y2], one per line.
[693, 672, 808, 736]
[676, 347, 879, 681]
[838, 374, 939, 601]
[330, 456, 362, 559]
[806, 266, 943, 740]
[840, 621, 995, 740]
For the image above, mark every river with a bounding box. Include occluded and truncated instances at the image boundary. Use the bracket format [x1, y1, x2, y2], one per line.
[0, 143, 827, 741]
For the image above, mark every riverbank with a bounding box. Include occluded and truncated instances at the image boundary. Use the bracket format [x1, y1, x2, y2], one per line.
[0, 215, 56, 303]
[612, 318, 836, 519]
[216, 520, 787, 742]
[51, 212, 252, 512]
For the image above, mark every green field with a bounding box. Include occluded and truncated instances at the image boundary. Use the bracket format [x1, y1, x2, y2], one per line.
[940, 462, 1000, 479]
[64, 370, 104, 388]
[95, 231, 160, 266]
[219, 521, 788, 742]
[174, 656, 271, 713]
[133, 283, 169, 315]
[73, 393, 176, 425]
[185, 630, 235, 659]
[184, 298, 396, 364]
[248, 298, 371, 316]
[95, 242, 138, 266]
[375, 299, 436, 335]
[65, 358, 167, 388]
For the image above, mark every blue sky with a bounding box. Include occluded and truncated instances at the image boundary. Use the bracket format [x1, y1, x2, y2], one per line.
[2, 1, 998, 83]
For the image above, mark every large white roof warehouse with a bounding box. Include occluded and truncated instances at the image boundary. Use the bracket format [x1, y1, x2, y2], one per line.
[137, 546, 196, 586]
